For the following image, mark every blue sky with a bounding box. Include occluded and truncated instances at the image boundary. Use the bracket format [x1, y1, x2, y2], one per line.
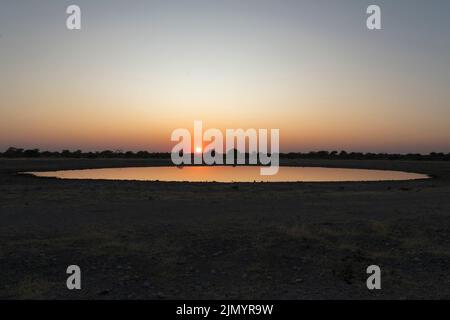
[1, 0, 449, 152]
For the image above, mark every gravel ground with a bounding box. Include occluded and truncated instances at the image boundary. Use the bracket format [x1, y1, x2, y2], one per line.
[1, 158, 450, 299]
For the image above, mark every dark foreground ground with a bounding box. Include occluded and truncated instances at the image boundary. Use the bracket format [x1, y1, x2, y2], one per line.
[1, 158, 450, 299]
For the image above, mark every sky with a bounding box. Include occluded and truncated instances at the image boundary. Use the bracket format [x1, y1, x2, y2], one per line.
[1, 0, 450, 153]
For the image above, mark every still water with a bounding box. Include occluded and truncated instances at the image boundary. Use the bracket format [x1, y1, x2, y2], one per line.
[27, 166, 429, 182]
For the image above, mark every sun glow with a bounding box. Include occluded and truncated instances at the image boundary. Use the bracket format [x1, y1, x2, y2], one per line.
[195, 146, 203, 154]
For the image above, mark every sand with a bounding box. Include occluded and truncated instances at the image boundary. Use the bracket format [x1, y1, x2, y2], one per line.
[1, 158, 450, 299]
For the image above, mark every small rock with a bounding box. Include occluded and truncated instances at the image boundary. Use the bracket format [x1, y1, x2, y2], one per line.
[97, 290, 110, 296]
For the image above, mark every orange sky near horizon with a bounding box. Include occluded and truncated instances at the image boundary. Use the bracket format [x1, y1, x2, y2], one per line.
[1, 1, 450, 153]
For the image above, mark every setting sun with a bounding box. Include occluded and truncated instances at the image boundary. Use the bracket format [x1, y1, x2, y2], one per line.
[195, 147, 203, 154]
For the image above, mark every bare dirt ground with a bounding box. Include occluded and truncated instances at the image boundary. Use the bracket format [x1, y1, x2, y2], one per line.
[1, 158, 450, 299]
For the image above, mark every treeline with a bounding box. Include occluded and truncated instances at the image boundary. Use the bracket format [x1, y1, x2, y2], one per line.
[0, 147, 169, 159]
[2, 147, 450, 161]
[283, 150, 450, 161]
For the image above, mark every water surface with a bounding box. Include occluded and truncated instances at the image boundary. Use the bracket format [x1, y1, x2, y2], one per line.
[27, 166, 429, 182]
